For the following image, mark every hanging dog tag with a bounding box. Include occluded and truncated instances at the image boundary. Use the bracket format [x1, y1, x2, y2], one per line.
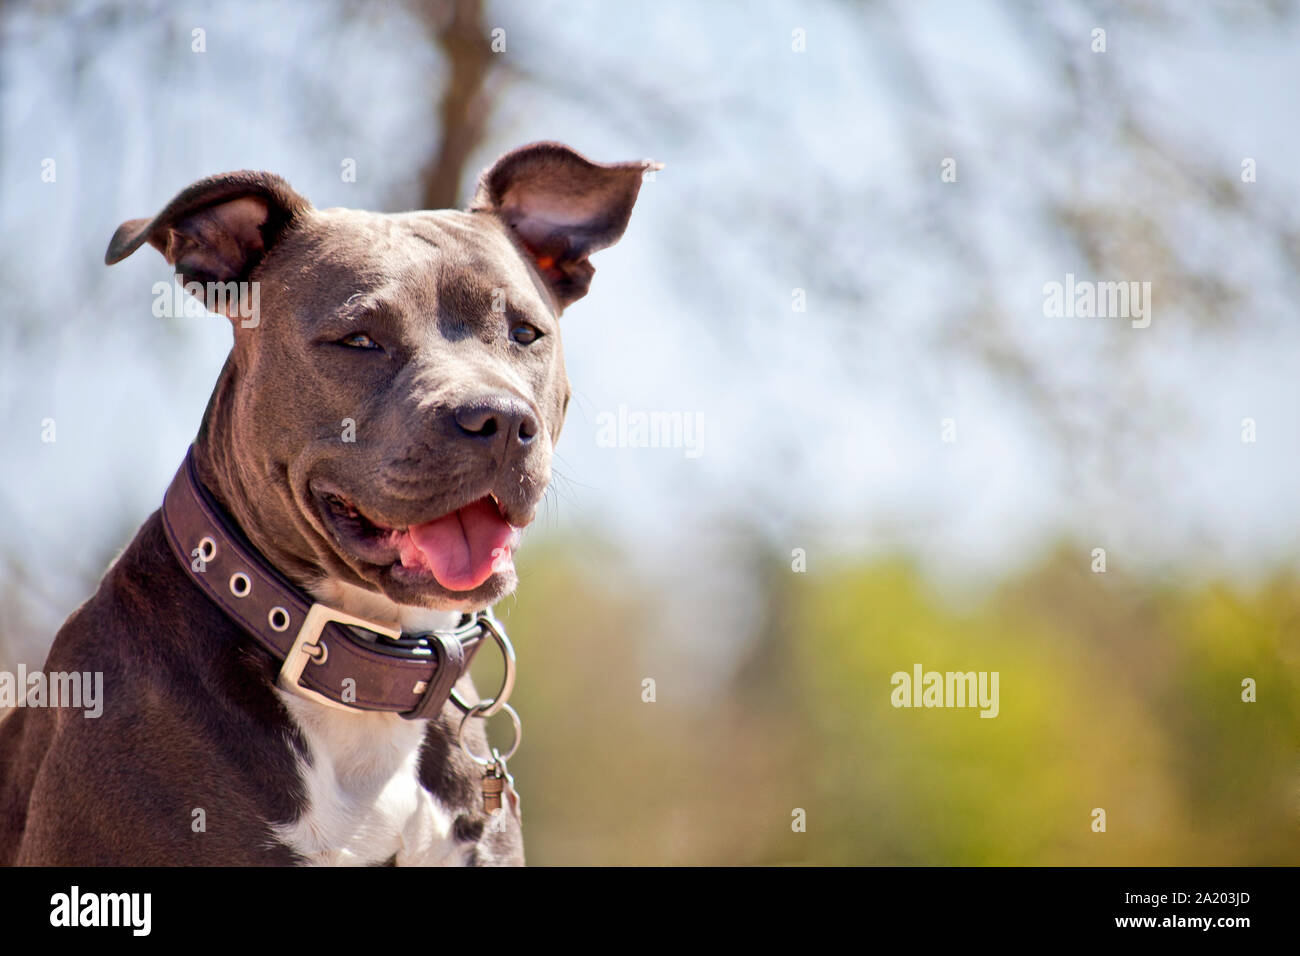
[458, 699, 523, 821]
[481, 761, 506, 814]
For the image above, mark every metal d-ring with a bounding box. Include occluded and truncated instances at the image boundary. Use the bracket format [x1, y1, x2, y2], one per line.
[457, 700, 521, 766]
[449, 612, 516, 718]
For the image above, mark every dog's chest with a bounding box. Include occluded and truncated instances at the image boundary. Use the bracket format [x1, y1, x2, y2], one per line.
[273, 585, 473, 866]
[273, 695, 470, 866]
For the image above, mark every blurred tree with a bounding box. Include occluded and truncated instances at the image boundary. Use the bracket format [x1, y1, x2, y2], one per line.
[408, 0, 496, 208]
[507, 543, 1300, 864]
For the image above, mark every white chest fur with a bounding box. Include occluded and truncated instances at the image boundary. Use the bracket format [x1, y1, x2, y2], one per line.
[271, 581, 473, 867]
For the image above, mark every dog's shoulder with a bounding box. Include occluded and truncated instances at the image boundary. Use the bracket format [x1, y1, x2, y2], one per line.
[6, 512, 308, 864]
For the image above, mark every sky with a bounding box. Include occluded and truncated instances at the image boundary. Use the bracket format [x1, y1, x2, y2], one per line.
[2, 0, 1298, 661]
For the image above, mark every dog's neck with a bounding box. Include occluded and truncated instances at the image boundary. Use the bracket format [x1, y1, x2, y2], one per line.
[306, 578, 462, 633]
[190, 357, 314, 576]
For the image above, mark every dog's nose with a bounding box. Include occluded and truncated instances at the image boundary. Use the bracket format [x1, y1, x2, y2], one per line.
[453, 395, 539, 447]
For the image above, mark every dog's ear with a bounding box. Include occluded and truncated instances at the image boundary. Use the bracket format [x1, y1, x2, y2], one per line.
[470, 142, 660, 311]
[105, 172, 312, 309]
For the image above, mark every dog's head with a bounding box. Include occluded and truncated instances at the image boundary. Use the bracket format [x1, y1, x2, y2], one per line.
[108, 143, 656, 610]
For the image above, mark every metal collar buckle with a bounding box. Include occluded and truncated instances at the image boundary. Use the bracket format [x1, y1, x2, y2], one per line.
[276, 605, 518, 723]
[276, 604, 401, 712]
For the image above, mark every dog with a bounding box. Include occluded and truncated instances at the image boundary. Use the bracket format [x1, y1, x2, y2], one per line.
[0, 142, 656, 865]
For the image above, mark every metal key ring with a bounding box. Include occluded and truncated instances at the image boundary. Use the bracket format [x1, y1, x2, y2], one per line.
[449, 612, 516, 718]
[457, 700, 521, 766]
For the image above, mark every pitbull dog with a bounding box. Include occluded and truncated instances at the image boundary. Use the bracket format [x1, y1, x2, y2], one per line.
[0, 142, 656, 865]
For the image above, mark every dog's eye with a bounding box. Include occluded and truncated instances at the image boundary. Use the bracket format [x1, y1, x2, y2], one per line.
[511, 323, 542, 345]
[337, 332, 381, 350]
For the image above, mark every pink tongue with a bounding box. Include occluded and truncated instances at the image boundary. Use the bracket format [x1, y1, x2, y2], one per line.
[405, 497, 515, 591]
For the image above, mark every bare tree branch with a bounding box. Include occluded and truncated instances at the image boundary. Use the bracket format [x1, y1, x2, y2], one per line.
[412, 0, 495, 209]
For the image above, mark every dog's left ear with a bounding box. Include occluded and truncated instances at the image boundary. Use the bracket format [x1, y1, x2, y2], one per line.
[470, 142, 660, 311]
[105, 171, 312, 299]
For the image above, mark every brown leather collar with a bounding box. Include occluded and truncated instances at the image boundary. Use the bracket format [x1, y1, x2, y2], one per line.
[160, 447, 506, 720]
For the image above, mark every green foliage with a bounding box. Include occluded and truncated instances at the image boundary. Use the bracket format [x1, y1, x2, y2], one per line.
[502, 540, 1299, 864]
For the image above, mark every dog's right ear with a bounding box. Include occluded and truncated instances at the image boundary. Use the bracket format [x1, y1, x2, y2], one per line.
[105, 171, 312, 290]
[470, 142, 660, 312]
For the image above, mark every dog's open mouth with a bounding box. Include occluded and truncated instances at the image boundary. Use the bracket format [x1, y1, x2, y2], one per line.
[317, 489, 521, 593]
